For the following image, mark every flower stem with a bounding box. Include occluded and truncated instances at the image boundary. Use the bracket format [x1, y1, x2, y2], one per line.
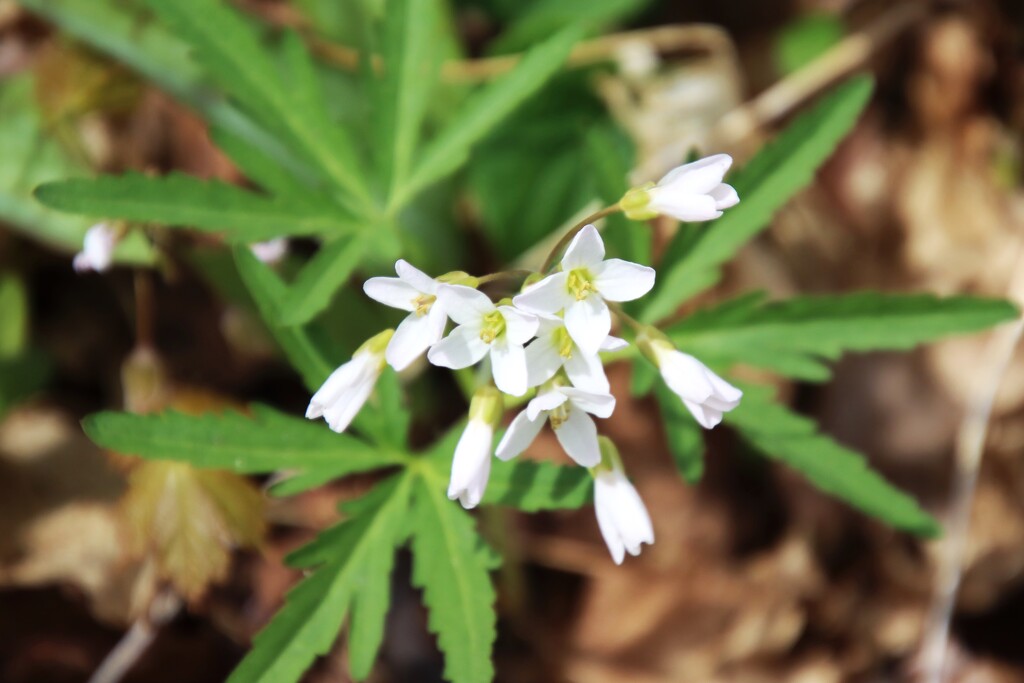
[540, 204, 621, 274]
[476, 269, 535, 286]
[607, 301, 645, 332]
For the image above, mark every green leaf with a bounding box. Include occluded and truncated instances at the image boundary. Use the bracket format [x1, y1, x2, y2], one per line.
[35, 173, 359, 242]
[352, 368, 412, 451]
[0, 351, 50, 419]
[775, 13, 845, 75]
[585, 125, 650, 263]
[142, 0, 372, 208]
[279, 236, 369, 326]
[394, 25, 582, 210]
[727, 383, 939, 536]
[229, 472, 412, 683]
[483, 458, 592, 510]
[233, 246, 335, 391]
[0, 274, 28, 357]
[373, 0, 440, 200]
[489, 0, 647, 55]
[667, 292, 1018, 382]
[82, 404, 404, 475]
[642, 75, 874, 322]
[654, 384, 705, 483]
[410, 469, 497, 683]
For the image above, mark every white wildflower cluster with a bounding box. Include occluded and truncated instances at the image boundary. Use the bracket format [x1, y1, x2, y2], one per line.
[305, 155, 742, 564]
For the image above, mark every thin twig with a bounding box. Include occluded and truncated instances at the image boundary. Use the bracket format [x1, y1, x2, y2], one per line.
[917, 239, 1024, 682]
[88, 590, 182, 683]
[711, 1, 928, 147]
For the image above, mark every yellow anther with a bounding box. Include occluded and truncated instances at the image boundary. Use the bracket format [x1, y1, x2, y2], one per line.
[549, 402, 571, 429]
[554, 326, 574, 359]
[413, 294, 436, 317]
[566, 268, 596, 301]
[479, 310, 506, 344]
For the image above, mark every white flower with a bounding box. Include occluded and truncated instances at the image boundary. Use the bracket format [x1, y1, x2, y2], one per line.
[644, 338, 741, 428]
[594, 460, 654, 565]
[305, 329, 392, 433]
[73, 222, 117, 273]
[427, 285, 538, 396]
[448, 387, 502, 509]
[364, 260, 449, 372]
[513, 225, 654, 356]
[526, 316, 627, 393]
[250, 237, 288, 264]
[495, 384, 615, 467]
[623, 154, 739, 222]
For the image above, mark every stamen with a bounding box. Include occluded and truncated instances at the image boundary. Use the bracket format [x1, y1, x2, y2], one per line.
[413, 294, 436, 317]
[566, 268, 596, 301]
[479, 310, 506, 344]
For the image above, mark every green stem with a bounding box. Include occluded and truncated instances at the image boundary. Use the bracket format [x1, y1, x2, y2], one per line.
[540, 204, 621, 273]
[607, 301, 645, 332]
[475, 269, 535, 286]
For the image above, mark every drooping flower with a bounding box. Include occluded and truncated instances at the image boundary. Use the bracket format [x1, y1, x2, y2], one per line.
[638, 329, 742, 429]
[364, 260, 454, 371]
[621, 154, 739, 222]
[593, 438, 655, 565]
[250, 237, 289, 265]
[526, 316, 627, 393]
[427, 285, 538, 397]
[448, 386, 503, 509]
[73, 222, 118, 273]
[305, 329, 393, 433]
[593, 438, 654, 564]
[513, 225, 654, 356]
[495, 381, 615, 467]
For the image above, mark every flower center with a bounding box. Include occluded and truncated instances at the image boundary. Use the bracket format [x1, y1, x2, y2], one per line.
[566, 268, 596, 301]
[413, 293, 436, 317]
[479, 310, 506, 344]
[549, 401, 571, 429]
[554, 326, 574, 359]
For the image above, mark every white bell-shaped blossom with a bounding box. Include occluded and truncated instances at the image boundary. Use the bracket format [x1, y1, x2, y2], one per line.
[448, 387, 503, 509]
[495, 382, 615, 467]
[593, 441, 654, 564]
[641, 334, 742, 428]
[306, 329, 392, 433]
[73, 222, 118, 273]
[427, 285, 538, 396]
[513, 225, 654, 356]
[526, 316, 627, 393]
[622, 154, 739, 222]
[250, 237, 289, 264]
[364, 260, 450, 372]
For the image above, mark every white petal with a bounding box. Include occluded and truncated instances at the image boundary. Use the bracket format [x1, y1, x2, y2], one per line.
[306, 353, 380, 433]
[75, 223, 117, 273]
[495, 410, 545, 461]
[600, 335, 629, 352]
[592, 259, 656, 302]
[564, 348, 610, 394]
[436, 284, 494, 325]
[659, 350, 716, 404]
[306, 355, 369, 419]
[250, 237, 288, 264]
[322, 374, 376, 433]
[682, 399, 723, 429]
[364, 277, 418, 311]
[498, 305, 539, 345]
[710, 183, 739, 210]
[707, 367, 743, 405]
[426, 301, 449, 342]
[594, 477, 626, 565]
[525, 335, 564, 388]
[613, 476, 655, 548]
[553, 408, 600, 467]
[427, 324, 489, 369]
[657, 154, 732, 194]
[512, 273, 572, 315]
[395, 259, 437, 294]
[561, 387, 615, 418]
[526, 389, 568, 421]
[561, 224, 605, 270]
[490, 339, 528, 397]
[648, 192, 722, 222]
[564, 297, 611, 357]
[386, 312, 435, 371]
[447, 420, 494, 509]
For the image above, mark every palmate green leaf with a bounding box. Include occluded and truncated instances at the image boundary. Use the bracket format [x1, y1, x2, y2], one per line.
[483, 458, 592, 510]
[141, 0, 373, 209]
[352, 368, 411, 451]
[727, 383, 939, 536]
[392, 25, 582, 210]
[654, 384, 705, 483]
[278, 236, 370, 326]
[666, 291, 1018, 382]
[81, 404, 405, 476]
[641, 75, 874, 323]
[373, 0, 440, 200]
[233, 246, 335, 391]
[489, 0, 647, 55]
[410, 469, 497, 683]
[229, 473, 412, 683]
[35, 173, 359, 243]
